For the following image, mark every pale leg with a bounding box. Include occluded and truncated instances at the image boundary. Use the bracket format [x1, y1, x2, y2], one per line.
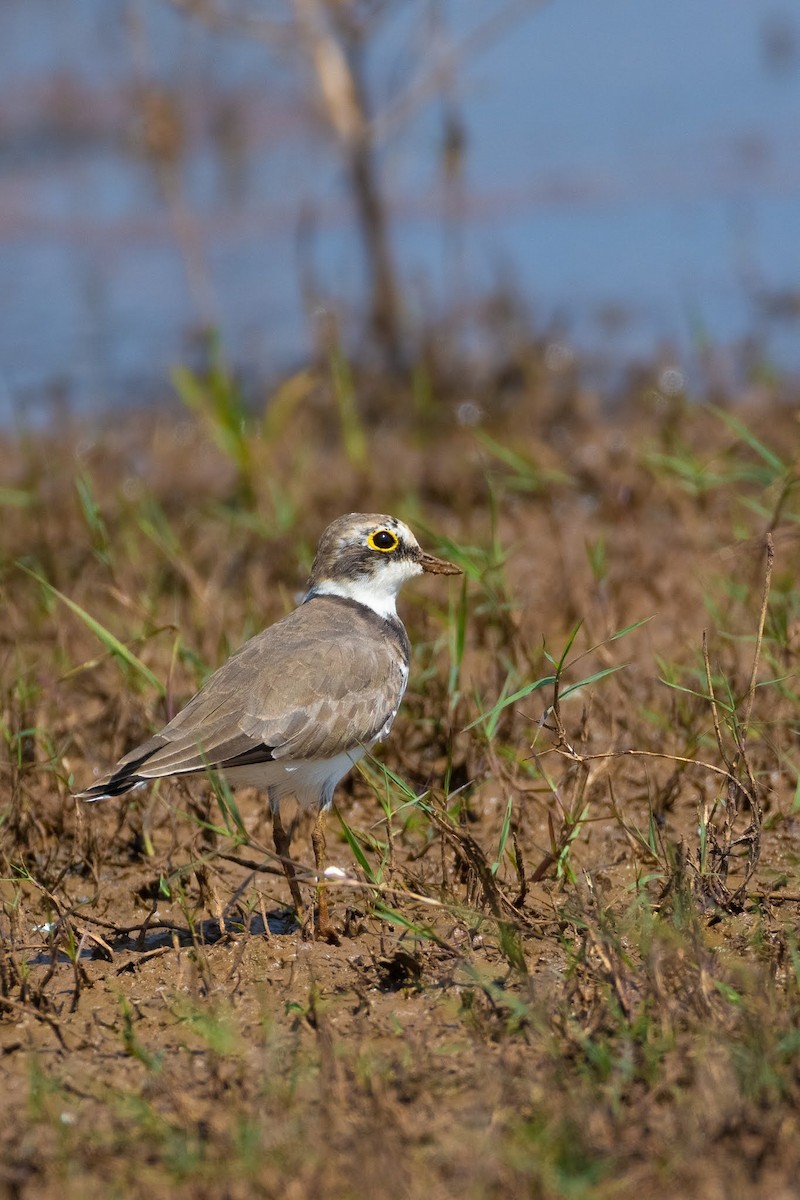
[311, 810, 339, 944]
[270, 791, 304, 917]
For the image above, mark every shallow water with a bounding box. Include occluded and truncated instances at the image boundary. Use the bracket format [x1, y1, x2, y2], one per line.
[2, 0, 799, 418]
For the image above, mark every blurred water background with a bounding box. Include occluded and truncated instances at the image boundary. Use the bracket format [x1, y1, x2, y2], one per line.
[2, 0, 799, 420]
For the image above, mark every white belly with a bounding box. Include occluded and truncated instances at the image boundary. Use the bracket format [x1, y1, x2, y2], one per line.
[221, 745, 368, 811]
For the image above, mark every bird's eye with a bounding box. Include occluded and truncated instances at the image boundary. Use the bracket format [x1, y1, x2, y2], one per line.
[368, 529, 399, 552]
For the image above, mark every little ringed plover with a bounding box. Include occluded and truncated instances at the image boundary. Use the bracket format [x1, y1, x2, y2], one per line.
[77, 513, 460, 940]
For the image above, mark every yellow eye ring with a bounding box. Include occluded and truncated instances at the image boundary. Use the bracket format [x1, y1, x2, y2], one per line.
[368, 529, 399, 553]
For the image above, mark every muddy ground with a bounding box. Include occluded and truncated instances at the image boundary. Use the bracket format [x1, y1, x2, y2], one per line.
[2, 371, 800, 1198]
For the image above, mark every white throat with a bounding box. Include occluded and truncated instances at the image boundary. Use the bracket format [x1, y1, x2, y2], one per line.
[308, 559, 422, 619]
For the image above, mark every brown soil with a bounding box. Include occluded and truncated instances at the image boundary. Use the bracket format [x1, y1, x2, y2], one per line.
[2, 377, 800, 1199]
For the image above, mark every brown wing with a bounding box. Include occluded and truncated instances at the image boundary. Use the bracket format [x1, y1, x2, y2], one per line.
[80, 596, 409, 794]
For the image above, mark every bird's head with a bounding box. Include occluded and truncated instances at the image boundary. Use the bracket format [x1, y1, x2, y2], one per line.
[306, 513, 461, 617]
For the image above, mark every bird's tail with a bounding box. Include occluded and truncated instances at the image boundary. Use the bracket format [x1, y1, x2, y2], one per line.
[74, 749, 156, 802]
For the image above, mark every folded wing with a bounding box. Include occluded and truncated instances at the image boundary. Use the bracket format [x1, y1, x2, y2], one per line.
[76, 596, 409, 799]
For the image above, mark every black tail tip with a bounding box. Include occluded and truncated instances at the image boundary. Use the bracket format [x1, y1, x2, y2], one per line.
[74, 775, 144, 802]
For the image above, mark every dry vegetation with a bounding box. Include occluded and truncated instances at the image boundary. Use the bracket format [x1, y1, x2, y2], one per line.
[2, 357, 800, 1199]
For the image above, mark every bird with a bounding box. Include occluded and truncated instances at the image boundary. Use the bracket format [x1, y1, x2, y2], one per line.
[76, 512, 461, 940]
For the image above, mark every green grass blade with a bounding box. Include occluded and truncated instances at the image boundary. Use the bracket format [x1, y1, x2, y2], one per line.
[18, 563, 165, 695]
[557, 621, 584, 670]
[491, 795, 514, 877]
[559, 664, 627, 701]
[544, 621, 583, 669]
[372, 904, 450, 947]
[714, 407, 786, 475]
[473, 430, 572, 488]
[75, 473, 112, 566]
[448, 574, 469, 700]
[210, 773, 248, 840]
[338, 812, 377, 883]
[464, 675, 557, 732]
[608, 616, 653, 641]
[658, 677, 735, 713]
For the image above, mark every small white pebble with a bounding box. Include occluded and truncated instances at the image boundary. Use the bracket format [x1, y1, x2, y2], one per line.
[323, 865, 348, 880]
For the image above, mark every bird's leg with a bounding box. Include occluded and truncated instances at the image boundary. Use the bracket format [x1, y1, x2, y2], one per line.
[310, 810, 339, 944]
[270, 797, 304, 919]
